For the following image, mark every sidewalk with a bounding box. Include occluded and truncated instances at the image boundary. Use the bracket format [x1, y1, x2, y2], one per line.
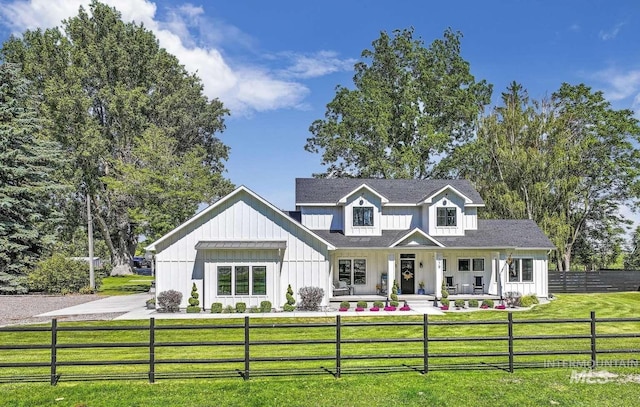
[38, 293, 153, 317]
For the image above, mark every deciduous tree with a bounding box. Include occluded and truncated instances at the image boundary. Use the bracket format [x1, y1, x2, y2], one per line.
[1, 1, 233, 275]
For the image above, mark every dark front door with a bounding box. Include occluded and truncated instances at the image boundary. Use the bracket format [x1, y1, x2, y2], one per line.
[400, 259, 415, 294]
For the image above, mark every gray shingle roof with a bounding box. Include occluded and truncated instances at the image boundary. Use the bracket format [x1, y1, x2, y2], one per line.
[311, 219, 554, 250]
[296, 178, 484, 205]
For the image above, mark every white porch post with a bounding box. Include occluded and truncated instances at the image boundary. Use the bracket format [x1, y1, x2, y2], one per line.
[387, 254, 395, 300]
[327, 254, 334, 305]
[435, 252, 443, 298]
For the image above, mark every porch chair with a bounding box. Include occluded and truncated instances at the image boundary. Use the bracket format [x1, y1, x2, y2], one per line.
[473, 276, 484, 294]
[445, 276, 457, 295]
[332, 280, 350, 296]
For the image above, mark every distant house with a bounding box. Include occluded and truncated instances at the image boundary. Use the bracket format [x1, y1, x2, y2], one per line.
[145, 178, 554, 309]
[69, 257, 103, 270]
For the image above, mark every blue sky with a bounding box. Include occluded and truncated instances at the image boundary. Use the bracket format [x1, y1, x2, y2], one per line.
[1, 0, 639, 211]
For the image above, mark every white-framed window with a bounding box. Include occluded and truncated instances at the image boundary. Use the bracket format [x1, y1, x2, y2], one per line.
[442, 258, 447, 272]
[458, 258, 484, 272]
[217, 265, 268, 295]
[338, 258, 367, 285]
[437, 207, 457, 226]
[508, 258, 534, 282]
[353, 207, 374, 226]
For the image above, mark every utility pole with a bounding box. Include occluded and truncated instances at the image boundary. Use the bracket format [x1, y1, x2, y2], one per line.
[87, 193, 95, 290]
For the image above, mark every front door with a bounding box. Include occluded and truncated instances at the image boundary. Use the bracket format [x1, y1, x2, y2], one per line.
[400, 259, 415, 294]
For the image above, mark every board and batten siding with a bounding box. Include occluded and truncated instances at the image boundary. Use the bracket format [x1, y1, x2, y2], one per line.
[300, 206, 342, 230]
[154, 190, 330, 308]
[381, 207, 421, 230]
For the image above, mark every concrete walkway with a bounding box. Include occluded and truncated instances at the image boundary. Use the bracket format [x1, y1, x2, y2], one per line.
[36, 291, 445, 320]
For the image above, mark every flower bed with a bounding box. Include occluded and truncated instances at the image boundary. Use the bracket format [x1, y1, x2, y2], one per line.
[383, 306, 396, 311]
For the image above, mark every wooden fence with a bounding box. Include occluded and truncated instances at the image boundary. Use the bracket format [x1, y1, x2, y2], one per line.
[0, 313, 638, 385]
[548, 270, 640, 293]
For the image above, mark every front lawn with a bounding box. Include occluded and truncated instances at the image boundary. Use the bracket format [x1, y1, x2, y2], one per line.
[98, 275, 153, 295]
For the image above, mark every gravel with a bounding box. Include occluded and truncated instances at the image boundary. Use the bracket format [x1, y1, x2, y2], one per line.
[0, 294, 125, 326]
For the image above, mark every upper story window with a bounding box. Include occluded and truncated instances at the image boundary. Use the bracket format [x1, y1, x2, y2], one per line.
[353, 206, 374, 226]
[437, 207, 457, 227]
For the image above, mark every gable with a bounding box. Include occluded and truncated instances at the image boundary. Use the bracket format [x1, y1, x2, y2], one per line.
[390, 229, 444, 248]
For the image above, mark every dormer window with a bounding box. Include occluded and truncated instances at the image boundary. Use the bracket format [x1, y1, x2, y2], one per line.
[353, 207, 374, 226]
[437, 207, 457, 227]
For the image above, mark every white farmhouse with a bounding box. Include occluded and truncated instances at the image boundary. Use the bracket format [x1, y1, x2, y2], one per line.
[145, 178, 554, 309]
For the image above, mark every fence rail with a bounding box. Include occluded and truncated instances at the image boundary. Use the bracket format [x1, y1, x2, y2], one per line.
[548, 270, 640, 292]
[0, 312, 639, 385]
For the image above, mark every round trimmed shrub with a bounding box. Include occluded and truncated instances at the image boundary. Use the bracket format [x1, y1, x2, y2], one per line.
[356, 300, 368, 309]
[440, 298, 450, 307]
[260, 300, 272, 313]
[481, 299, 494, 308]
[210, 302, 223, 313]
[468, 298, 479, 307]
[236, 302, 247, 313]
[340, 300, 350, 310]
[454, 299, 465, 308]
[373, 300, 384, 308]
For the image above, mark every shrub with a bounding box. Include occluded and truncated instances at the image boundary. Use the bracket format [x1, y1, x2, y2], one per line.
[519, 294, 539, 307]
[146, 298, 155, 309]
[186, 283, 201, 313]
[157, 290, 182, 312]
[356, 300, 368, 309]
[210, 302, 223, 313]
[27, 254, 102, 294]
[481, 299, 494, 308]
[468, 298, 479, 307]
[440, 298, 450, 307]
[236, 302, 247, 313]
[260, 300, 272, 313]
[298, 286, 325, 311]
[373, 300, 384, 308]
[441, 280, 449, 299]
[249, 306, 259, 313]
[505, 291, 522, 307]
[454, 299, 465, 308]
[340, 300, 350, 310]
[390, 300, 399, 307]
[0, 272, 29, 294]
[283, 284, 296, 311]
[223, 305, 235, 313]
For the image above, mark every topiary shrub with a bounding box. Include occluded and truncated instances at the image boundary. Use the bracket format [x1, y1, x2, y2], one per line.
[298, 286, 325, 311]
[283, 284, 296, 311]
[210, 302, 223, 313]
[468, 298, 479, 308]
[481, 299, 494, 308]
[390, 300, 399, 307]
[186, 283, 201, 313]
[339, 300, 350, 310]
[440, 298, 450, 307]
[391, 280, 399, 301]
[454, 299, 465, 308]
[260, 300, 272, 313]
[236, 302, 247, 313]
[519, 294, 539, 307]
[441, 280, 449, 299]
[157, 290, 182, 312]
[27, 254, 102, 294]
[373, 300, 384, 308]
[356, 300, 368, 309]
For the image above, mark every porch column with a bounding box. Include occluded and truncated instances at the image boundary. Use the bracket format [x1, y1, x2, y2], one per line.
[387, 254, 395, 300]
[435, 252, 443, 298]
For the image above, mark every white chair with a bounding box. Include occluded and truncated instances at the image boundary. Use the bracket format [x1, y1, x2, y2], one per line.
[333, 280, 350, 296]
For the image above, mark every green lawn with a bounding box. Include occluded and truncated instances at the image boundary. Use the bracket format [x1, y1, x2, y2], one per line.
[98, 275, 154, 295]
[1, 292, 639, 406]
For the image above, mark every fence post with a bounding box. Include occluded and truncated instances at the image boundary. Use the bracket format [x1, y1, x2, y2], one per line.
[149, 318, 155, 383]
[423, 313, 429, 374]
[508, 312, 514, 373]
[336, 315, 341, 379]
[50, 318, 57, 386]
[590, 311, 597, 370]
[244, 316, 250, 381]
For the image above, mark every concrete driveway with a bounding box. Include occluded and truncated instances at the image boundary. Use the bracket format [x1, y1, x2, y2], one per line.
[38, 293, 152, 317]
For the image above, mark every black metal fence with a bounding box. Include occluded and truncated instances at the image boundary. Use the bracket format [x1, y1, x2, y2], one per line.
[0, 313, 638, 385]
[548, 270, 640, 293]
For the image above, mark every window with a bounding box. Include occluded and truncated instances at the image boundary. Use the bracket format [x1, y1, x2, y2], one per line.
[235, 266, 249, 295]
[442, 259, 447, 272]
[252, 266, 267, 295]
[458, 259, 470, 271]
[218, 265, 268, 295]
[437, 207, 457, 226]
[508, 260, 520, 282]
[472, 258, 485, 272]
[353, 207, 374, 226]
[338, 258, 367, 285]
[217, 266, 231, 295]
[508, 258, 534, 282]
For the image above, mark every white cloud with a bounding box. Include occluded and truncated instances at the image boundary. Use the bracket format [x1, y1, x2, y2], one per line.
[0, 0, 352, 116]
[591, 68, 640, 101]
[599, 22, 625, 41]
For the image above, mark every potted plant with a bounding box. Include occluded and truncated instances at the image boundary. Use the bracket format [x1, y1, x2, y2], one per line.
[375, 284, 381, 295]
[440, 298, 450, 310]
[371, 300, 384, 311]
[480, 299, 493, 309]
[399, 300, 411, 311]
[356, 300, 367, 311]
[146, 297, 155, 309]
[339, 300, 350, 311]
[417, 281, 426, 295]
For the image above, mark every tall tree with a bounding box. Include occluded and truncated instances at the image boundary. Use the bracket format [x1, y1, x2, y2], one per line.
[624, 226, 640, 270]
[0, 63, 65, 293]
[1, 1, 233, 275]
[439, 82, 640, 271]
[305, 28, 492, 178]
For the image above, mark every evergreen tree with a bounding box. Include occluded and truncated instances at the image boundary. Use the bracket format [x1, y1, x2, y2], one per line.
[0, 63, 64, 293]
